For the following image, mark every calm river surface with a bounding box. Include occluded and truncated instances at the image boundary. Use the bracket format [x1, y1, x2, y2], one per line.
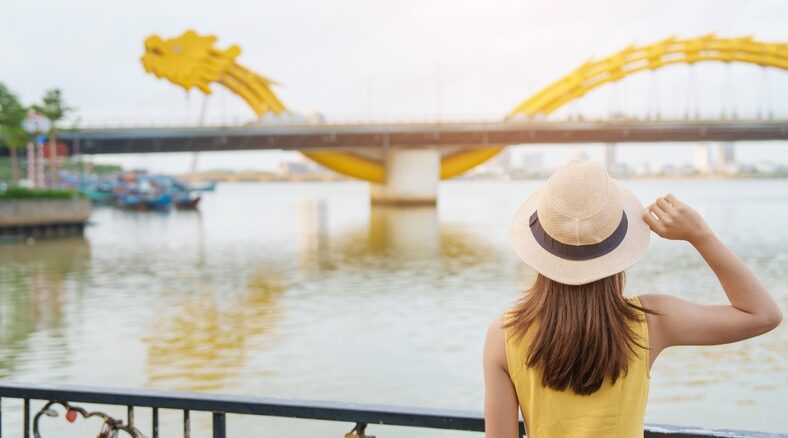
[1, 179, 786, 436]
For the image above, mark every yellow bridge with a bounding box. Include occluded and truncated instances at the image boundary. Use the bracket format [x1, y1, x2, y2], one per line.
[139, 30, 788, 204]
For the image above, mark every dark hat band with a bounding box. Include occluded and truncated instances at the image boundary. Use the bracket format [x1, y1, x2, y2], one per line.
[529, 210, 628, 261]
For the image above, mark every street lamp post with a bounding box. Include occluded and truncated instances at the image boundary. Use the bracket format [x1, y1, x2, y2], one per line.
[22, 112, 52, 188]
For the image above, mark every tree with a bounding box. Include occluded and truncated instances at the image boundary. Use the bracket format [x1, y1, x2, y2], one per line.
[0, 82, 30, 186]
[33, 88, 73, 187]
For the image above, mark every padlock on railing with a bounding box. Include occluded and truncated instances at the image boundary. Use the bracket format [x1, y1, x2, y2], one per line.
[33, 400, 145, 438]
[344, 422, 375, 438]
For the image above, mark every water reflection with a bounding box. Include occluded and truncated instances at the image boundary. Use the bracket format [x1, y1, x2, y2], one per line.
[297, 203, 499, 273]
[0, 238, 91, 378]
[298, 200, 329, 274]
[368, 206, 440, 257]
[143, 274, 285, 391]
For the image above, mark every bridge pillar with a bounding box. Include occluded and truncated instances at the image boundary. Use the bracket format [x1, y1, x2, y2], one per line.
[370, 149, 440, 206]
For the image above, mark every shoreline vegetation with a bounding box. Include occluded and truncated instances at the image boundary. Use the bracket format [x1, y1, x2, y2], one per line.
[1, 157, 786, 185]
[0, 187, 84, 201]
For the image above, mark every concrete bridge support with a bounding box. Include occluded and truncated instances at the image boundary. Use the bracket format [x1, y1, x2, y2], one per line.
[370, 149, 440, 206]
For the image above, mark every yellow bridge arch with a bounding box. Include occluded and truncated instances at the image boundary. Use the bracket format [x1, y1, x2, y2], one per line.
[141, 32, 788, 182]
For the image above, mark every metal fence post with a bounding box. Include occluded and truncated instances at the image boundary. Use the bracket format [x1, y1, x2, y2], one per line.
[152, 407, 159, 438]
[127, 406, 134, 428]
[212, 412, 226, 438]
[23, 399, 29, 438]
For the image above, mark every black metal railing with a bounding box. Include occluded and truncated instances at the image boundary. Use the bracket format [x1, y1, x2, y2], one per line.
[0, 382, 782, 438]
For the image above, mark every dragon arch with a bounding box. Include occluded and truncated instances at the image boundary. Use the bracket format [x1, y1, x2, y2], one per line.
[141, 31, 788, 183]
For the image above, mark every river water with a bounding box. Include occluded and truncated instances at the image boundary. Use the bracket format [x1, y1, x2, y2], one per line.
[0, 179, 786, 436]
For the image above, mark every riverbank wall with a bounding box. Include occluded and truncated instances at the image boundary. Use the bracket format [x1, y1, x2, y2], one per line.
[0, 199, 91, 238]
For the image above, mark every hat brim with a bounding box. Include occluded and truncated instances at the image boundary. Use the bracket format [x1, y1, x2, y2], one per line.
[510, 180, 650, 285]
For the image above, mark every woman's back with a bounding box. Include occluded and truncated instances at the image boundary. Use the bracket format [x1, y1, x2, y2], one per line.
[503, 296, 649, 438]
[483, 160, 782, 438]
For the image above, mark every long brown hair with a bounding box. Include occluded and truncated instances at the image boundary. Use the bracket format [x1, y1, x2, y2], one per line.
[504, 272, 651, 396]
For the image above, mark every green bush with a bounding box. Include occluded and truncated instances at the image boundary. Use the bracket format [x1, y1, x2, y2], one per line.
[0, 187, 84, 200]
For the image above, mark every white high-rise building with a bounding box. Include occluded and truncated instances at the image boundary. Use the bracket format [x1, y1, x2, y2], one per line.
[495, 147, 513, 171]
[716, 142, 736, 173]
[516, 152, 544, 175]
[694, 144, 713, 173]
[604, 144, 617, 173]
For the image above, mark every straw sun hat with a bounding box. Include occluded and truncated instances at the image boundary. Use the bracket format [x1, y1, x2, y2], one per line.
[510, 160, 650, 285]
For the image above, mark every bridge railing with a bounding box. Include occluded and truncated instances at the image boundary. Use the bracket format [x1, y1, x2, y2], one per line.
[0, 382, 780, 438]
[64, 113, 779, 130]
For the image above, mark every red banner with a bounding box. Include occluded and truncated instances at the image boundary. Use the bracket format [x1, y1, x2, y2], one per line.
[42, 141, 69, 158]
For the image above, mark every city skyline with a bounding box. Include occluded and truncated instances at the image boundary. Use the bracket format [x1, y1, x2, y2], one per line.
[87, 141, 788, 175]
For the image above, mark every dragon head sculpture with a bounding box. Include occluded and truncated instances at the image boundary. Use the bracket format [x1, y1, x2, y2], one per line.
[141, 29, 241, 94]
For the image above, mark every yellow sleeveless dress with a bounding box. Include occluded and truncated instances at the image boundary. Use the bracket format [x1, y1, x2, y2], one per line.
[503, 296, 650, 438]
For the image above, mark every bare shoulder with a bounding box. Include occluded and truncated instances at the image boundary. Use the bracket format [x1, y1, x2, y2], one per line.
[637, 292, 679, 309]
[484, 313, 509, 371]
[488, 313, 507, 332]
[634, 293, 683, 355]
[486, 314, 507, 349]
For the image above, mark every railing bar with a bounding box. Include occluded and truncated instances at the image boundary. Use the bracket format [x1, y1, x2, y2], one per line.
[23, 399, 29, 438]
[212, 412, 226, 438]
[183, 409, 190, 438]
[127, 405, 134, 428]
[0, 382, 782, 437]
[152, 407, 159, 438]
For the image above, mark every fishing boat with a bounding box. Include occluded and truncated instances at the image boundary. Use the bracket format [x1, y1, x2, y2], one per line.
[189, 181, 217, 192]
[174, 192, 201, 210]
[65, 170, 203, 212]
[146, 193, 172, 211]
[117, 194, 146, 211]
[81, 187, 115, 204]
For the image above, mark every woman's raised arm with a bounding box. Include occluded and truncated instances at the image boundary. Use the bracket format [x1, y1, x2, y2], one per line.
[639, 194, 783, 357]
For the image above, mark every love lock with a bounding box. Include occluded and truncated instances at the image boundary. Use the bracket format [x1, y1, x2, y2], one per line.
[33, 401, 145, 438]
[344, 422, 375, 438]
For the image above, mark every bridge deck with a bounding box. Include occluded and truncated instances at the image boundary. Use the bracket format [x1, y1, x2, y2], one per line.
[3, 120, 787, 155]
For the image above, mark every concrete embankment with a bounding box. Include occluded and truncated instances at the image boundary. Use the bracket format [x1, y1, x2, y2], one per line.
[0, 199, 92, 238]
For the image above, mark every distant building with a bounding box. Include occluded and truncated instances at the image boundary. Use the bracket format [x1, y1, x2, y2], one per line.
[279, 160, 317, 174]
[677, 164, 696, 176]
[694, 144, 713, 173]
[649, 162, 663, 175]
[634, 162, 650, 176]
[754, 161, 778, 174]
[515, 152, 545, 175]
[604, 144, 617, 173]
[716, 142, 737, 174]
[495, 147, 513, 171]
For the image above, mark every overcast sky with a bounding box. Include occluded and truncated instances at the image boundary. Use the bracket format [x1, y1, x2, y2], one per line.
[3, 0, 788, 172]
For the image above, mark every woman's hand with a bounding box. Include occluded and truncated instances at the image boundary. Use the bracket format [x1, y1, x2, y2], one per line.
[642, 194, 713, 244]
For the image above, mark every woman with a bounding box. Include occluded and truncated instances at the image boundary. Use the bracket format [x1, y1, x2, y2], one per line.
[483, 160, 782, 438]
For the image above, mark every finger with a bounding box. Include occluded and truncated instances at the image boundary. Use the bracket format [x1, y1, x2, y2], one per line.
[656, 196, 673, 212]
[649, 203, 670, 223]
[665, 193, 681, 206]
[643, 208, 665, 234]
